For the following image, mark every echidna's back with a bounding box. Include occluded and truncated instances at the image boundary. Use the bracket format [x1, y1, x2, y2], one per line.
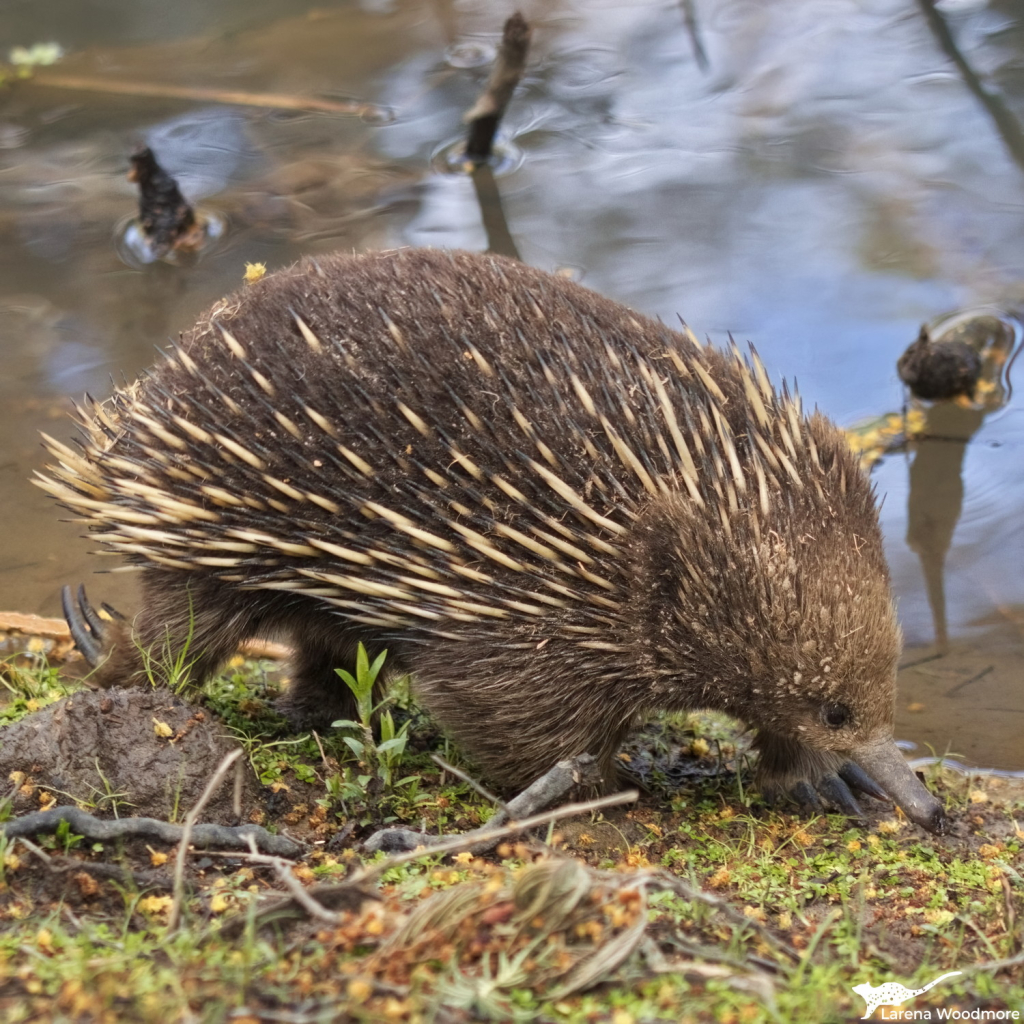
[48, 247, 873, 638]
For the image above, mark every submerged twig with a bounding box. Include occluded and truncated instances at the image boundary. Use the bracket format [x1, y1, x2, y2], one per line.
[29, 72, 384, 120]
[464, 12, 531, 162]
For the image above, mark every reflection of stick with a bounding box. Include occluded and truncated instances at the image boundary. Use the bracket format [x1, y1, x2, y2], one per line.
[916, 0, 1024, 175]
[679, 0, 709, 72]
[464, 12, 531, 162]
[472, 162, 521, 260]
[29, 72, 382, 119]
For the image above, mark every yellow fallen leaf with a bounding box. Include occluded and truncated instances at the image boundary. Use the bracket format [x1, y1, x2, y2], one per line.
[137, 895, 173, 917]
[347, 979, 372, 1001]
[209, 893, 233, 914]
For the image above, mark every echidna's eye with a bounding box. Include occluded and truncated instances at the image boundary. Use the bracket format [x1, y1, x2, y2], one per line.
[821, 702, 852, 729]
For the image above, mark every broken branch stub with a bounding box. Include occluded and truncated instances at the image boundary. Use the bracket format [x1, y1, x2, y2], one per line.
[464, 12, 532, 162]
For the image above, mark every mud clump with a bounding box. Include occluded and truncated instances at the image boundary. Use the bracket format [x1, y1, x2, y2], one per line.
[0, 687, 256, 823]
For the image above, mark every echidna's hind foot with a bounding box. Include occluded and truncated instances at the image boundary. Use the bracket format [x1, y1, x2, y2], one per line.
[61, 583, 139, 687]
[275, 633, 383, 732]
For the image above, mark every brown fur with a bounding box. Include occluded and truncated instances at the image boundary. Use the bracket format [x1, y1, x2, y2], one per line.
[41, 248, 902, 796]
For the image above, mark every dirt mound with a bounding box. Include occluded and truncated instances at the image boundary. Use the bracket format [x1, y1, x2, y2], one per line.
[0, 686, 257, 823]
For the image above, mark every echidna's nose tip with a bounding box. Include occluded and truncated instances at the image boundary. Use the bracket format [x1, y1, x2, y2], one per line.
[851, 740, 950, 835]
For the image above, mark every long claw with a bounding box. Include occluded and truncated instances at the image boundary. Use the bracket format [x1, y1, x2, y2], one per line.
[817, 774, 865, 819]
[790, 780, 823, 812]
[838, 761, 890, 802]
[101, 602, 127, 622]
[77, 583, 107, 639]
[62, 583, 101, 666]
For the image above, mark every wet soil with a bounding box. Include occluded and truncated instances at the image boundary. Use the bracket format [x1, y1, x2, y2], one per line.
[0, 686, 258, 824]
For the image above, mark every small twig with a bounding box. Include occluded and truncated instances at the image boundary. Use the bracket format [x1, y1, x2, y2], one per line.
[464, 12, 531, 161]
[430, 753, 507, 812]
[15, 835, 170, 889]
[1000, 874, 1018, 951]
[169, 749, 242, 931]
[311, 730, 331, 779]
[357, 786, 636, 877]
[232, 758, 244, 822]
[898, 651, 944, 671]
[224, 787, 637, 935]
[14, 835, 52, 866]
[964, 947, 1024, 974]
[28, 73, 384, 120]
[240, 836, 341, 924]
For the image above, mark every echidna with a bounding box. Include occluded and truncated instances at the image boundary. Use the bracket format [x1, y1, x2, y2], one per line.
[38, 248, 948, 832]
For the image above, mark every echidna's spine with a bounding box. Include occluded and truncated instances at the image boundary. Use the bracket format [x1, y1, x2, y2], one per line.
[37, 249, 868, 648]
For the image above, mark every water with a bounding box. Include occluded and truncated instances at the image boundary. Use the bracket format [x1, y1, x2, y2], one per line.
[1, 0, 1022, 769]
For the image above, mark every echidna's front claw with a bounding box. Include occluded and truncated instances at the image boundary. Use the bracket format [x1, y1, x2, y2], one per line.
[789, 780, 824, 812]
[61, 583, 122, 669]
[815, 772, 865, 820]
[838, 760, 889, 802]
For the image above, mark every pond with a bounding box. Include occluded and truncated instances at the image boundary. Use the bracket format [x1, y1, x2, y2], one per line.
[1, 0, 1021, 771]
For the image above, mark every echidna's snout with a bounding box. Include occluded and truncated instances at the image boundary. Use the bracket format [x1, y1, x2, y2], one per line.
[850, 740, 950, 834]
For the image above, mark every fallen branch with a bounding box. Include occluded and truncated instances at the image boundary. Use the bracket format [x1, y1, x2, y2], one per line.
[0, 805, 301, 858]
[236, 838, 346, 925]
[464, 12, 531, 162]
[364, 753, 605, 853]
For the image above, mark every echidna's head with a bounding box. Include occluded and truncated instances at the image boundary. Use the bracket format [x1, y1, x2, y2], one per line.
[629, 484, 947, 832]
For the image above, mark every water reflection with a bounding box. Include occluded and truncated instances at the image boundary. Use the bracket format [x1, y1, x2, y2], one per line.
[903, 312, 1019, 653]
